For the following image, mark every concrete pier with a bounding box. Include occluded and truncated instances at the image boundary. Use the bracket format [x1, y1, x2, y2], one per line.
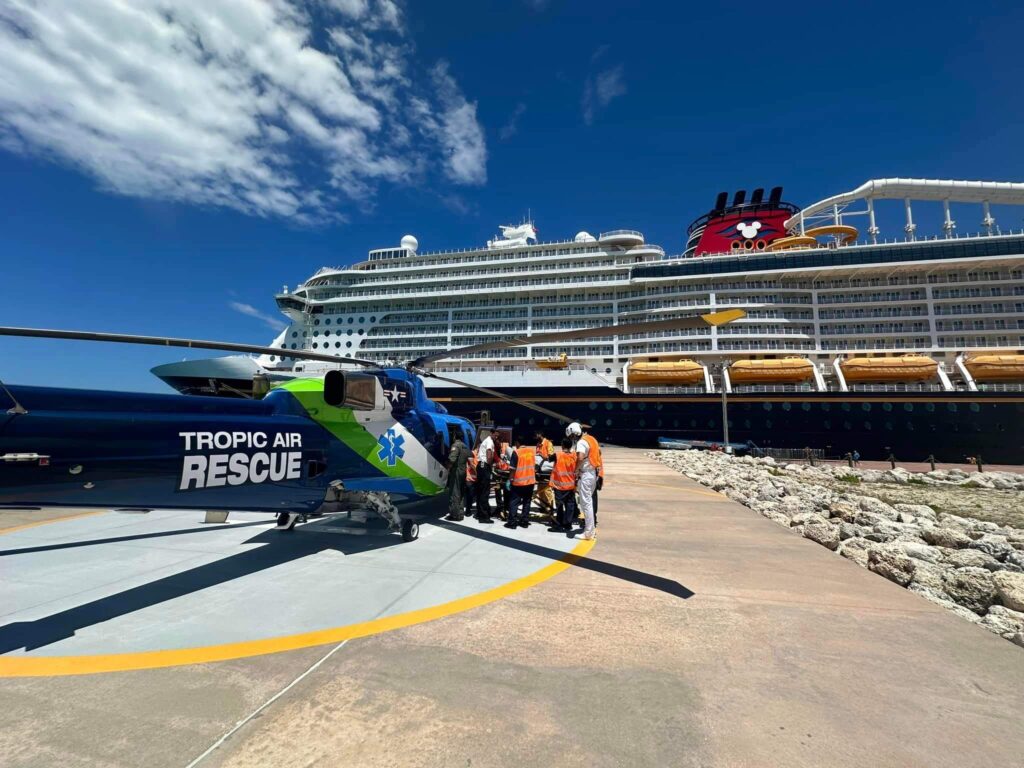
[1, 447, 1022, 767]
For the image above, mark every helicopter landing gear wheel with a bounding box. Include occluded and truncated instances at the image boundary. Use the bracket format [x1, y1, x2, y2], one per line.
[401, 519, 419, 542]
[276, 512, 306, 531]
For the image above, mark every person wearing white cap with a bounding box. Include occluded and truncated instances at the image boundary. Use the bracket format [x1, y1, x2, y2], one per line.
[566, 422, 596, 540]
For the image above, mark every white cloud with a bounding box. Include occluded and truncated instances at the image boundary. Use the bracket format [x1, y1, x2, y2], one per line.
[582, 63, 626, 125]
[230, 301, 288, 331]
[0, 0, 486, 222]
[499, 102, 527, 140]
[412, 62, 487, 186]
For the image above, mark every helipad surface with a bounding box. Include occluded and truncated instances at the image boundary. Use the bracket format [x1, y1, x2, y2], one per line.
[0, 507, 588, 675]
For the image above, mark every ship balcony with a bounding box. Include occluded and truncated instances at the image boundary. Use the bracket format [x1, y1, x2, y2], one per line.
[599, 229, 645, 247]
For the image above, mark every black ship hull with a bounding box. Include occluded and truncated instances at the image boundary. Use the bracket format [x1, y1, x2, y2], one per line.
[428, 386, 1024, 464]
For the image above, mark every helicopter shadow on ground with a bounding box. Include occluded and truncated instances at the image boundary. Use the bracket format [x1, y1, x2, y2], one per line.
[0, 499, 692, 654]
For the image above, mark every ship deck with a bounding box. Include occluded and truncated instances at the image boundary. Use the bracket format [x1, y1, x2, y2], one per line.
[1, 448, 1022, 767]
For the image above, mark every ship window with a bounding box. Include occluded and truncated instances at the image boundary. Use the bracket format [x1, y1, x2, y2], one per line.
[605, 402, 614, 411]
[969, 403, 980, 413]
[885, 421, 893, 430]
[312, 343, 318, 349]
[290, 343, 296, 349]
[801, 403, 811, 411]
[861, 403, 871, 412]
[882, 403, 893, 412]
[349, 318, 355, 324]
[335, 342, 341, 348]
[925, 403, 935, 412]
[864, 421, 872, 430]
[637, 402, 646, 411]
[903, 403, 914, 412]
[589, 403, 598, 410]
[292, 332, 297, 338]
[639, 419, 646, 427]
[782, 402, 791, 411]
[841, 403, 851, 412]
[314, 319, 320, 326]
[823, 419, 831, 429]
[820, 403, 830, 412]
[358, 329, 364, 335]
[346, 342, 352, 348]
[906, 421, 915, 431]
[843, 421, 852, 430]
[606, 418, 613, 427]
[762, 403, 772, 411]
[673, 420, 680, 427]
[370, 316, 377, 322]
[620, 402, 630, 411]
[348, 330, 353, 336]
[313, 331, 319, 337]
[947, 403, 958, 413]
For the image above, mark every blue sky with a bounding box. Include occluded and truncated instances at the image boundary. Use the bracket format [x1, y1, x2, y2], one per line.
[1, 0, 1023, 392]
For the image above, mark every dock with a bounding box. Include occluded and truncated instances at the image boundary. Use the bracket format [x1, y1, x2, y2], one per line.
[1, 447, 1022, 767]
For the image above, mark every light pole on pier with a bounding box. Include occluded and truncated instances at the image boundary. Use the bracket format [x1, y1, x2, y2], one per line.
[719, 363, 730, 448]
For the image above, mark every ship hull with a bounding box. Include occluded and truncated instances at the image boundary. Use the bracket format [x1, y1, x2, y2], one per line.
[428, 386, 1024, 464]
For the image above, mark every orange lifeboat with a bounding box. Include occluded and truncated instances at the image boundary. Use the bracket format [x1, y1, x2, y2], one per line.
[964, 354, 1024, 382]
[628, 360, 704, 386]
[728, 357, 815, 384]
[536, 353, 568, 370]
[840, 355, 937, 383]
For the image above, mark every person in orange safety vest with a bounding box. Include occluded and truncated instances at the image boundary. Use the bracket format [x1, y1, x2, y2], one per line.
[506, 438, 536, 529]
[534, 431, 554, 460]
[549, 437, 577, 532]
[582, 427, 604, 528]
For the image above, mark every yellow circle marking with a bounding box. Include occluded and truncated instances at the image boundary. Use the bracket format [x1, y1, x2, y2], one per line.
[0, 536, 595, 678]
[0, 509, 105, 535]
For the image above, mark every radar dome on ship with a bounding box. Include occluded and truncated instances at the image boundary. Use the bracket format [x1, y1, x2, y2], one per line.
[401, 234, 418, 253]
[574, 231, 596, 242]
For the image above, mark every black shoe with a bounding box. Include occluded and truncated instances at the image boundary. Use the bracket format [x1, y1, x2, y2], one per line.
[519, 521, 530, 528]
[503, 522, 517, 529]
[478, 517, 494, 525]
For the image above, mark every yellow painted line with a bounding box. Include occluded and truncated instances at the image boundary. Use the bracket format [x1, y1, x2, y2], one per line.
[0, 538, 596, 678]
[0, 510, 105, 536]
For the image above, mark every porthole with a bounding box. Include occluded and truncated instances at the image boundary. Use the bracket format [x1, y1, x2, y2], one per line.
[882, 403, 893, 412]
[620, 402, 630, 411]
[291, 332, 298, 338]
[801, 402, 811, 411]
[637, 402, 646, 411]
[656, 419, 663, 427]
[673, 420, 680, 427]
[762, 402, 772, 411]
[591, 368, 597, 374]
[782, 402, 791, 411]
[605, 368, 612, 374]
[528, 417, 535, 425]
[820, 403, 831, 412]
[314, 319, 320, 326]
[324, 319, 331, 325]
[605, 418, 613, 427]
[744, 419, 751, 428]
[969, 403, 981, 413]
[348, 330, 353, 336]
[335, 342, 341, 348]
[907, 421, 915, 431]
[358, 329, 364, 335]
[605, 402, 614, 411]
[639, 419, 646, 427]
[925, 403, 935, 413]
[864, 421, 872, 430]
[359, 316, 365, 323]
[690, 419, 697, 428]
[589, 402, 598, 411]
[348, 318, 354, 324]
[514, 417, 521, 425]
[312, 343, 318, 349]
[764, 419, 771, 428]
[903, 403, 914, 412]
[841, 403, 851, 412]
[885, 421, 893, 431]
[823, 419, 831, 429]
[370, 316, 377, 322]
[861, 402, 871, 412]
[843, 421, 852, 430]
[313, 331, 319, 337]
[947, 403, 958, 413]
[346, 342, 352, 348]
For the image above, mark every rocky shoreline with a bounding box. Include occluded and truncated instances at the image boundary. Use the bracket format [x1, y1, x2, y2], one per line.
[653, 450, 1024, 648]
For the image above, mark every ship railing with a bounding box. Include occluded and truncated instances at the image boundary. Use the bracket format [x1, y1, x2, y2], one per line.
[728, 384, 818, 393]
[975, 383, 1024, 392]
[630, 386, 709, 395]
[600, 229, 644, 239]
[845, 383, 960, 393]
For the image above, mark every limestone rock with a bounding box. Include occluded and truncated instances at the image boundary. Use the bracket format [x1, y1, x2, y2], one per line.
[804, 521, 840, 551]
[828, 501, 857, 520]
[895, 540, 942, 563]
[790, 511, 828, 528]
[867, 547, 916, 587]
[909, 562, 948, 595]
[942, 567, 997, 615]
[894, 503, 937, 522]
[969, 535, 1015, 561]
[992, 571, 1024, 612]
[839, 537, 871, 567]
[909, 585, 982, 623]
[921, 527, 972, 549]
[943, 549, 1001, 571]
[854, 495, 899, 520]
[839, 522, 863, 541]
[978, 605, 1024, 642]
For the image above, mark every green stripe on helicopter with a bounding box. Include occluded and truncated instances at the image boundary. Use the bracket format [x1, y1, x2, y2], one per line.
[278, 379, 444, 495]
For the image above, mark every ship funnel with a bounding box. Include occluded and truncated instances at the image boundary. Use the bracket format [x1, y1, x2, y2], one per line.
[713, 192, 729, 211]
[750, 188, 764, 205]
[732, 190, 746, 206]
[768, 186, 783, 204]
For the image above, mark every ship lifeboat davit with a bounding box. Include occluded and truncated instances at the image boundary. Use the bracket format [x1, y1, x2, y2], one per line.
[840, 355, 938, 383]
[728, 357, 815, 384]
[964, 354, 1024, 382]
[536, 353, 569, 370]
[629, 360, 704, 386]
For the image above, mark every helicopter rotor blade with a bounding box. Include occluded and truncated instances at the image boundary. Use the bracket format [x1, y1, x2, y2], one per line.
[0, 327, 378, 368]
[423, 372, 588, 427]
[411, 309, 745, 367]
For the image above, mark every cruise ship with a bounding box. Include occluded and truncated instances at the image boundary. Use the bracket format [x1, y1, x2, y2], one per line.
[154, 178, 1024, 462]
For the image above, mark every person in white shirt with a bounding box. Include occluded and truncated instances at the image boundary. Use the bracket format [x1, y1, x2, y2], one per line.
[474, 431, 496, 524]
[567, 422, 596, 540]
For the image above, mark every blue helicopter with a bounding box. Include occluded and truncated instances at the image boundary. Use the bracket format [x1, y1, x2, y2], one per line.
[0, 311, 743, 540]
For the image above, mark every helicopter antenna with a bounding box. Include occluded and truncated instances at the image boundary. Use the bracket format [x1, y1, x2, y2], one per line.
[0, 376, 28, 415]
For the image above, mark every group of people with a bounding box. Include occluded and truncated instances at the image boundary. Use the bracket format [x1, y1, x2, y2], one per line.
[445, 421, 603, 541]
